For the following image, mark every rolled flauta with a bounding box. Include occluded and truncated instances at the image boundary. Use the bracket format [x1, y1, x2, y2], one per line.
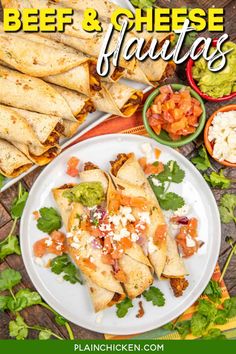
[0, 104, 60, 165]
[0, 29, 101, 96]
[52, 183, 125, 313]
[0, 65, 75, 120]
[49, 84, 95, 137]
[0, 139, 32, 178]
[125, 59, 176, 86]
[110, 153, 167, 279]
[92, 82, 143, 117]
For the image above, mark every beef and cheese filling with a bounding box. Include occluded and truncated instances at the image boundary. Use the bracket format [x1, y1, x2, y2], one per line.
[121, 91, 143, 116]
[89, 61, 102, 92]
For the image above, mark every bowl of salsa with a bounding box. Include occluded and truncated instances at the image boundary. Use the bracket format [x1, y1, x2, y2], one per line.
[143, 84, 206, 148]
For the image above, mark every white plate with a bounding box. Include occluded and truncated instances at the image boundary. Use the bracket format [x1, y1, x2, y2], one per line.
[0, 0, 148, 192]
[20, 134, 221, 335]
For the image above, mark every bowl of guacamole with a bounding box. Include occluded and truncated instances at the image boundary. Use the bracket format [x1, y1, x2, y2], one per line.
[186, 40, 236, 101]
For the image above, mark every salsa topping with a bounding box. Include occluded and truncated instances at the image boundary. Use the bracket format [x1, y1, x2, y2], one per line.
[147, 85, 203, 141]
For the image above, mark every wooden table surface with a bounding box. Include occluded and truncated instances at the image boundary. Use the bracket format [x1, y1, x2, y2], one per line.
[0, 0, 236, 340]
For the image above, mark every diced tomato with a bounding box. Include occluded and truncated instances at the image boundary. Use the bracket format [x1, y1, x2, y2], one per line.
[111, 247, 123, 260]
[138, 157, 147, 170]
[66, 157, 79, 177]
[120, 237, 132, 250]
[83, 258, 97, 271]
[114, 269, 127, 282]
[101, 254, 114, 265]
[33, 239, 47, 258]
[159, 85, 173, 94]
[152, 125, 162, 135]
[104, 236, 112, 253]
[148, 86, 202, 141]
[188, 218, 198, 237]
[90, 227, 103, 238]
[154, 148, 161, 159]
[144, 163, 160, 175]
[120, 195, 148, 209]
[154, 224, 167, 247]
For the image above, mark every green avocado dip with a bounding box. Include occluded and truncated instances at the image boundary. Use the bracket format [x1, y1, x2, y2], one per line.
[63, 182, 105, 207]
[192, 41, 236, 98]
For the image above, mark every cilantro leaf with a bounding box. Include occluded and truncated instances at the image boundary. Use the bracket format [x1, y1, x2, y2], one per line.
[55, 314, 67, 326]
[50, 254, 82, 284]
[37, 207, 62, 234]
[10, 183, 28, 219]
[8, 289, 42, 312]
[0, 268, 21, 291]
[155, 161, 185, 184]
[0, 295, 11, 311]
[175, 320, 191, 339]
[0, 235, 21, 261]
[204, 170, 231, 189]
[203, 280, 222, 303]
[9, 315, 28, 340]
[223, 297, 236, 318]
[190, 313, 208, 337]
[158, 192, 185, 211]
[116, 298, 133, 318]
[202, 328, 226, 340]
[214, 309, 228, 325]
[38, 329, 52, 340]
[219, 194, 236, 224]
[198, 299, 217, 320]
[143, 286, 165, 306]
[0, 174, 5, 190]
[191, 146, 212, 171]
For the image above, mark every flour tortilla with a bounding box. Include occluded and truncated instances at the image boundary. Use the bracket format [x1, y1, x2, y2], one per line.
[50, 84, 95, 137]
[0, 27, 88, 77]
[125, 59, 176, 86]
[0, 104, 60, 165]
[0, 139, 32, 178]
[52, 184, 125, 312]
[0, 65, 75, 120]
[92, 82, 143, 117]
[110, 153, 167, 279]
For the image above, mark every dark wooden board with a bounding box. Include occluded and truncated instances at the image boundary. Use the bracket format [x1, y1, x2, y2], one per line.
[0, 0, 235, 340]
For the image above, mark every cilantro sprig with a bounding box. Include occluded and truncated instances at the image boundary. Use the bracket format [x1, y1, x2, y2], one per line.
[0, 268, 74, 340]
[149, 160, 185, 211]
[37, 207, 62, 234]
[219, 194, 236, 224]
[191, 146, 234, 189]
[116, 297, 133, 318]
[143, 286, 165, 307]
[0, 182, 28, 262]
[50, 254, 82, 285]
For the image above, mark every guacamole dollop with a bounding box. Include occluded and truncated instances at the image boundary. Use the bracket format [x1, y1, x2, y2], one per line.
[192, 41, 236, 98]
[63, 182, 105, 207]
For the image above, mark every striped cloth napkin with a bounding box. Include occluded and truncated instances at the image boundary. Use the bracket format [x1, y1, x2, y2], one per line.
[72, 107, 236, 340]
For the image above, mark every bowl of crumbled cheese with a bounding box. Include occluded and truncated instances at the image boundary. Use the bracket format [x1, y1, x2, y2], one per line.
[204, 105, 236, 167]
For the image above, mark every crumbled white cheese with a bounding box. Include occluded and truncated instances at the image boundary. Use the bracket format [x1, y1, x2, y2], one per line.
[152, 178, 162, 187]
[34, 257, 45, 267]
[45, 237, 53, 247]
[186, 235, 196, 248]
[208, 111, 236, 163]
[138, 212, 151, 224]
[73, 236, 80, 243]
[66, 232, 73, 239]
[71, 242, 80, 249]
[99, 223, 112, 232]
[148, 240, 157, 254]
[108, 214, 121, 226]
[141, 143, 153, 162]
[131, 233, 139, 242]
[174, 204, 189, 216]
